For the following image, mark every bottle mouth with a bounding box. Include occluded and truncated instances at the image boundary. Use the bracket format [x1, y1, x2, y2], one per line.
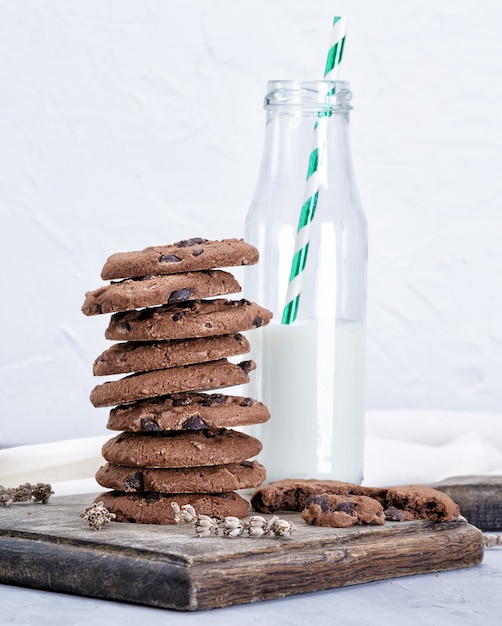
[264, 80, 352, 112]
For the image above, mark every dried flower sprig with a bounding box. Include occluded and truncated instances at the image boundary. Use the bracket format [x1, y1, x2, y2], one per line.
[171, 502, 295, 538]
[30, 483, 54, 504]
[0, 489, 13, 507]
[0, 482, 53, 507]
[80, 501, 116, 531]
[483, 533, 502, 548]
[222, 516, 245, 538]
[195, 514, 220, 538]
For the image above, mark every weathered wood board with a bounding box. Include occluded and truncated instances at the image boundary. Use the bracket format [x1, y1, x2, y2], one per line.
[431, 475, 502, 531]
[0, 493, 484, 611]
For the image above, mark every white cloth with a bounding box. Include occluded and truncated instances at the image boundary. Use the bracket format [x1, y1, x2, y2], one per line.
[364, 410, 502, 485]
[1, 411, 501, 496]
[0, 434, 109, 495]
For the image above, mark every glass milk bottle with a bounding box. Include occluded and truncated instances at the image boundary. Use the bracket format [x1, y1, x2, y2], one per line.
[245, 80, 367, 484]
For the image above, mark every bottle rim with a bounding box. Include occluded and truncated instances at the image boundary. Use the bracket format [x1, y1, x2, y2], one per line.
[264, 80, 352, 112]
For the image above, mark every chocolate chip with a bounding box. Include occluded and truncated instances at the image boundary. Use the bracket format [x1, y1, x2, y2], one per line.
[182, 415, 208, 430]
[168, 288, 192, 304]
[305, 495, 330, 513]
[124, 472, 144, 492]
[239, 397, 253, 407]
[384, 507, 408, 522]
[140, 418, 162, 431]
[335, 501, 356, 515]
[239, 360, 253, 374]
[201, 393, 227, 406]
[224, 299, 250, 307]
[252, 316, 263, 327]
[119, 321, 131, 332]
[212, 393, 228, 404]
[172, 311, 186, 322]
[96, 304, 103, 314]
[192, 248, 203, 257]
[240, 460, 254, 468]
[176, 237, 206, 248]
[204, 322, 212, 328]
[159, 253, 182, 263]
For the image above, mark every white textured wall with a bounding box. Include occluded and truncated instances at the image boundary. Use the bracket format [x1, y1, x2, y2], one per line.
[1, 1, 501, 445]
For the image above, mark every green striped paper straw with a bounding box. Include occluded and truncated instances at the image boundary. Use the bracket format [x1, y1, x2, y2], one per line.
[281, 16, 348, 324]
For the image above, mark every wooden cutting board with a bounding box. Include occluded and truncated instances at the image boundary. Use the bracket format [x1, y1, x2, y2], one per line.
[0, 493, 484, 611]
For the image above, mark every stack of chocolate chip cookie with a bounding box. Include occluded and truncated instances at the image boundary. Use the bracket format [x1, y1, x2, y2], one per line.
[82, 237, 272, 524]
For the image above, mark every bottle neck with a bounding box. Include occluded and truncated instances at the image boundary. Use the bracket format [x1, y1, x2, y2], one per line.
[263, 107, 352, 172]
[264, 80, 352, 113]
[252, 83, 355, 224]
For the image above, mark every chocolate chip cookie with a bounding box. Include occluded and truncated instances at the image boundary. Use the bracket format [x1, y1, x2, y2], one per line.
[96, 460, 266, 493]
[105, 298, 272, 342]
[82, 270, 240, 316]
[101, 429, 262, 468]
[100, 238, 259, 280]
[301, 494, 385, 527]
[107, 392, 270, 431]
[90, 359, 255, 407]
[93, 333, 250, 376]
[95, 490, 250, 524]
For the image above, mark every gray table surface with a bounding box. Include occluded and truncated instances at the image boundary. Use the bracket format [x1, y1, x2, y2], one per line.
[1, 546, 501, 626]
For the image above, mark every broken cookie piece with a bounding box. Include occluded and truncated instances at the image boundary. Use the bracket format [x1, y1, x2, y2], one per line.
[301, 494, 385, 528]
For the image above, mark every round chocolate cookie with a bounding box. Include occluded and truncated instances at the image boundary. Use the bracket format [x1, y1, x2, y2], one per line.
[95, 490, 250, 524]
[107, 392, 270, 431]
[82, 270, 240, 316]
[101, 429, 262, 468]
[93, 333, 250, 376]
[105, 298, 272, 342]
[95, 460, 266, 494]
[90, 359, 255, 407]
[100, 238, 259, 280]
